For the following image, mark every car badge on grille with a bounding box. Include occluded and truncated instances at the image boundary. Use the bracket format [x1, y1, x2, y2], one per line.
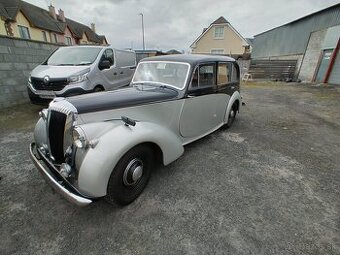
[43, 75, 50, 85]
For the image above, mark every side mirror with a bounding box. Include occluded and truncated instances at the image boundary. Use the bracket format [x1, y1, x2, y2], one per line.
[99, 60, 111, 70]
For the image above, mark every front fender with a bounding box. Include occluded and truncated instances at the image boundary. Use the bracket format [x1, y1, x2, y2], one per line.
[76, 121, 184, 197]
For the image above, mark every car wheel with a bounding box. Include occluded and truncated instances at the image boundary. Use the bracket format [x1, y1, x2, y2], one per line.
[225, 102, 238, 128]
[105, 145, 153, 205]
[94, 86, 104, 92]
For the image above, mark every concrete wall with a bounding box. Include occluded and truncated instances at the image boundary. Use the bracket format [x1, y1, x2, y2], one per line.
[298, 29, 327, 82]
[0, 35, 59, 108]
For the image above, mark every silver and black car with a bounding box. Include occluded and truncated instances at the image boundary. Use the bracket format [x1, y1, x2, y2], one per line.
[29, 54, 242, 206]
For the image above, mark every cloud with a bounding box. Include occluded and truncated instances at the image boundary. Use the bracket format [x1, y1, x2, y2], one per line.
[25, 0, 340, 51]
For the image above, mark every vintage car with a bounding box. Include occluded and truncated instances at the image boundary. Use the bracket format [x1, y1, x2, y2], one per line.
[29, 54, 241, 206]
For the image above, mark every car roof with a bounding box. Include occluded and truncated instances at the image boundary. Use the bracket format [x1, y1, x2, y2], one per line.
[140, 54, 236, 65]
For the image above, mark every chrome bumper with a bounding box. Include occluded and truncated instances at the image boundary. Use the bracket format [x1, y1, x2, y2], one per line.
[29, 143, 93, 206]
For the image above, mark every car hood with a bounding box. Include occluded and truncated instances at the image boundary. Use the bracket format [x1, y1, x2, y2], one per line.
[31, 65, 90, 78]
[66, 85, 179, 114]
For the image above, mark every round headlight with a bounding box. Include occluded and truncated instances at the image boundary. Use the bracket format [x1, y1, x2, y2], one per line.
[72, 126, 87, 148]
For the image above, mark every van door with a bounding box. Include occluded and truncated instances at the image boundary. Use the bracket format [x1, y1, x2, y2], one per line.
[98, 49, 125, 89]
[115, 50, 136, 86]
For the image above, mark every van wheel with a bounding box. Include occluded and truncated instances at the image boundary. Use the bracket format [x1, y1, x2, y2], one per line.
[94, 86, 104, 92]
[105, 145, 153, 206]
[225, 102, 238, 128]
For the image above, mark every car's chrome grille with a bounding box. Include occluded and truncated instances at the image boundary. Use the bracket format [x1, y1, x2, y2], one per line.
[48, 110, 67, 163]
[47, 99, 78, 164]
[31, 77, 69, 91]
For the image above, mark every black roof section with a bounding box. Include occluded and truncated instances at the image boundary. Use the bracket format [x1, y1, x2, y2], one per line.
[66, 18, 101, 43]
[211, 16, 229, 24]
[0, 0, 104, 42]
[140, 54, 235, 65]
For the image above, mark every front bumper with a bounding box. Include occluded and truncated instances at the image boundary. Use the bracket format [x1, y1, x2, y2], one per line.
[29, 143, 93, 206]
[27, 81, 93, 105]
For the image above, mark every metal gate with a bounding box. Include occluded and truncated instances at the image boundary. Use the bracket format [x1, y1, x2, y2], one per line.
[315, 49, 333, 82]
[328, 47, 340, 85]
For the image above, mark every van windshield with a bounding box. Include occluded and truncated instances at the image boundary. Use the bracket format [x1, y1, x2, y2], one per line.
[47, 47, 102, 66]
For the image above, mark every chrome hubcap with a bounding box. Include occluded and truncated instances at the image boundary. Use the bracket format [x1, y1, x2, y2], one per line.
[230, 110, 235, 118]
[123, 158, 143, 186]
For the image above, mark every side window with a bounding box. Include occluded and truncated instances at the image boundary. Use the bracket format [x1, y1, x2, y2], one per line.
[190, 64, 216, 89]
[231, 63, 239, 82]
[101, 49, 114, 66]
[198, 64, 216, 87]
[217, 63, 231, 85]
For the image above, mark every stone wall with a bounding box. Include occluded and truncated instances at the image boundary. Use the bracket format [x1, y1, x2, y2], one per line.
[0, 35, 60, 108]
[298, 29, 327, 82]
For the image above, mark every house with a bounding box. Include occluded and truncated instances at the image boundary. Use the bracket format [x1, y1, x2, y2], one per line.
[251, 3, 340, 84]
[0, 0, 107, 45]
[190, 16, 250, 58]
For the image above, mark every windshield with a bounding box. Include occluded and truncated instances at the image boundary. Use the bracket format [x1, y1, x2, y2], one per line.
[132, 61, 190, 90]
[47, 47, 102, 66]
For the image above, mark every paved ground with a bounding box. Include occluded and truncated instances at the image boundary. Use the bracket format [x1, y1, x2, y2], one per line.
[0, 82, 339, 255]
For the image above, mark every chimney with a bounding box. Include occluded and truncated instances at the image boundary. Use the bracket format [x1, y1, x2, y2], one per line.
[49, 4, 57, 20]
[58, 9, 65, 22]
[90, 23, 96, 33]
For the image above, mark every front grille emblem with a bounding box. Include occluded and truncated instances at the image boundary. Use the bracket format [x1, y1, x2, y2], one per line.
[43, 75, 50, 85]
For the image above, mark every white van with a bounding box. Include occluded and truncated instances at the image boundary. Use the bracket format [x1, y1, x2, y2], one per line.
[27, 46, 136, 104]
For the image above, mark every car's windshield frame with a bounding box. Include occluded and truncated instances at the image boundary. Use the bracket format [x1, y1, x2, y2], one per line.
[131, 61, 191, 90]
[46, 47, 103, 66]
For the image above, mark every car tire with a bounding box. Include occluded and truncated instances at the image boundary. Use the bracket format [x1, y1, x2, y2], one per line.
[105, 145, 153, 206]
[94, 86, 104, 92]
[225, 102, 238, 129]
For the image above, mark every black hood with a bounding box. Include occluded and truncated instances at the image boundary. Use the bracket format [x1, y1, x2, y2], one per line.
[66, 85, 179, 114]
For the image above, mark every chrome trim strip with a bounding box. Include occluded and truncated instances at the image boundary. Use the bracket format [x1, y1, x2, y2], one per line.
[29, 143, 92, 206]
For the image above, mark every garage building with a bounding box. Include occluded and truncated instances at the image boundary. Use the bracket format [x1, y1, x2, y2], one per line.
[252, 3, 340, 84]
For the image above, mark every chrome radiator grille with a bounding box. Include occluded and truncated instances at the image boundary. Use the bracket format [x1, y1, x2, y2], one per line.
[47, 99, 78, 164]
[48, 110, 67, 163]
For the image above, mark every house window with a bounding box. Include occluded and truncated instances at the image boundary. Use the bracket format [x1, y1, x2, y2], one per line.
[211, 49, 224, 55]
[65, 36, 72, 45]
[214, 26, 224, 39]
[18, 25, 30, 39]
[42, 31, 47, 42]
[52, 33, 58, 43]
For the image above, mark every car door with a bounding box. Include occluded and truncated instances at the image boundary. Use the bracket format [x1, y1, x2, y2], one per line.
[179, 63, 228, 138]
[99, 49, 125, 89]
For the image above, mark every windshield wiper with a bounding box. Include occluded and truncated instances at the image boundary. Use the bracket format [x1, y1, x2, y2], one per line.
[75, 62, 92, 66]
[54, 64, 75, 66]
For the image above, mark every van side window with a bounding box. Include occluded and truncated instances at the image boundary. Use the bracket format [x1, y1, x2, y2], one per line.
[217, 63, 231, 85]
[231, 63, 239, 82]
[102, 49, 114, 66]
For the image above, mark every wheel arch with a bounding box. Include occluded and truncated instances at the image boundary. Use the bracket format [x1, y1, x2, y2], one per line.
[224, 91, 242, 123]
[76, 121, 184, 197]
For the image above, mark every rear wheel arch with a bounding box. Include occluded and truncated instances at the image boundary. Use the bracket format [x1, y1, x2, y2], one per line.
[94, 85, 105, 92]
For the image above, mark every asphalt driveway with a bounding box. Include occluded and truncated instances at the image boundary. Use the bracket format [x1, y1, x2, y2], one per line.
[0, 82, 339, 255]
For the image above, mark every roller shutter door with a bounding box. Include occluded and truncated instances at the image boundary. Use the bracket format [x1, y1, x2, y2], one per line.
[329, 47, 340, 85]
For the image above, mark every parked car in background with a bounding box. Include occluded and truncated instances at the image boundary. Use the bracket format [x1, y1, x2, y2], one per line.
[27, 46, 136, 104]
[29, 54, 241, 206]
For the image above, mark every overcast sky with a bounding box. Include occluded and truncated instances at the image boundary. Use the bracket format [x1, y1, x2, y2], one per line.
[25, 0, 340, 51]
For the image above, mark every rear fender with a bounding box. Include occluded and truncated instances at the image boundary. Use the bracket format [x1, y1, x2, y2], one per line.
[224, 91, 241, 123]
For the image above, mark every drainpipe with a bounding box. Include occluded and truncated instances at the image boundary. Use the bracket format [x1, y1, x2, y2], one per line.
[323, 38, 340, 83]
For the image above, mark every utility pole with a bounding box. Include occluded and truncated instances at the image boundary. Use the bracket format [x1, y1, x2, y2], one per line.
[139, 13, 145, 50]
